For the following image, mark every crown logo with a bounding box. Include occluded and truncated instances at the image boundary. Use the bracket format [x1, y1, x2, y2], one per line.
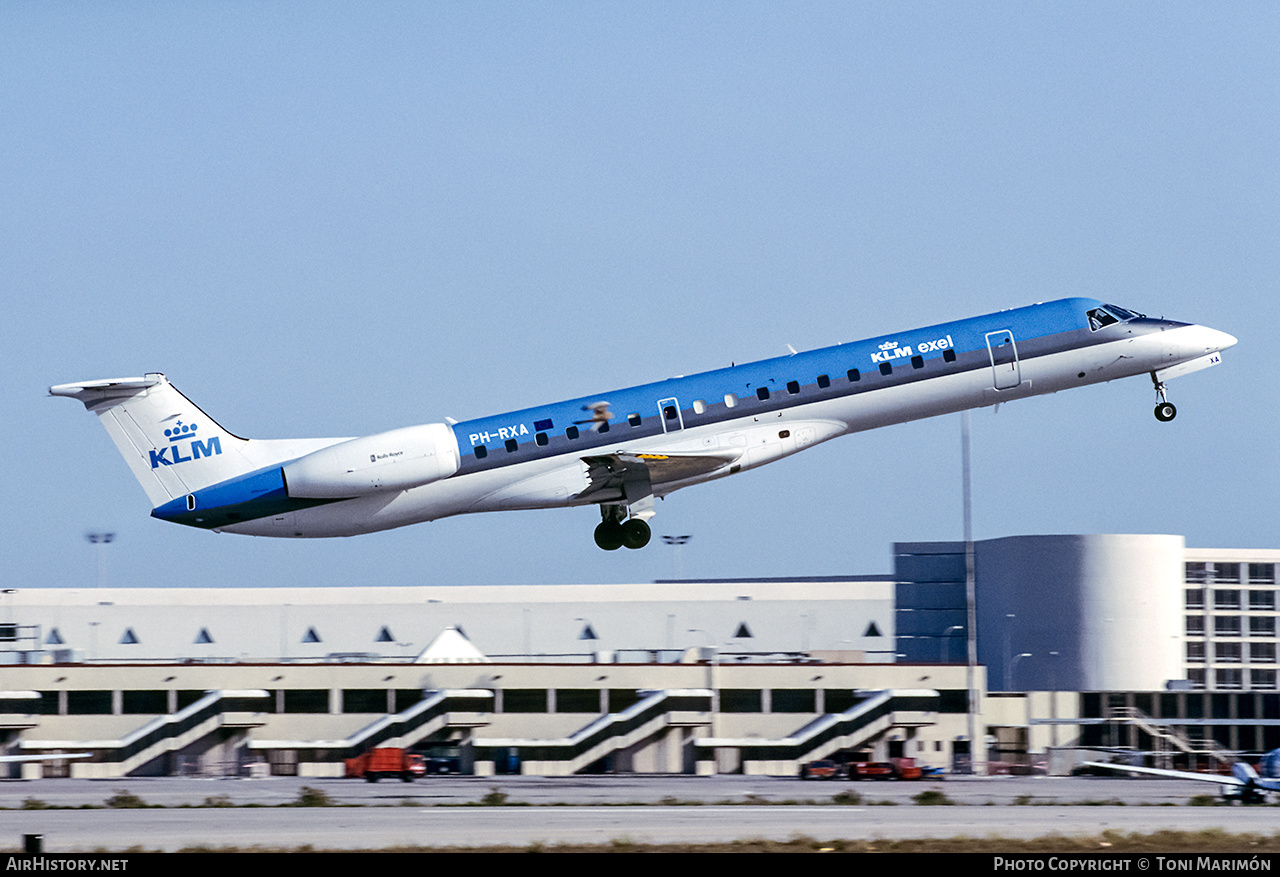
[164, 421, 199, 443]
[878, 341, 898, 350]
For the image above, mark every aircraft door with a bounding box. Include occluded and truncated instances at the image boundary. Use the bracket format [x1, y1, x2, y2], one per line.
[985, 330, 1022, 390]
[657, 397, 684, 433]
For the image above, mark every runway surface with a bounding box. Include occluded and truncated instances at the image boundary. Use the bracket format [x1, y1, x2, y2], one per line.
[0, 775, 1272, 851]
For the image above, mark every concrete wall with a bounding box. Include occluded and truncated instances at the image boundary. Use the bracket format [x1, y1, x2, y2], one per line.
[0, 579, 894, 663]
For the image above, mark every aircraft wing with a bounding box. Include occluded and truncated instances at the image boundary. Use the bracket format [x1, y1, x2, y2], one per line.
[578, 451, 741, 502]
[1081, 761, 1244, 787]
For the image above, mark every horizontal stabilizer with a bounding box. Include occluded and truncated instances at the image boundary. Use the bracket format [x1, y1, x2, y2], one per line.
[49, 376, 162, 410]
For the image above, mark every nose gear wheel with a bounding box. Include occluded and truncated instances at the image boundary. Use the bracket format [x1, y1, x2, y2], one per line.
[1151, 373, 1177, 422]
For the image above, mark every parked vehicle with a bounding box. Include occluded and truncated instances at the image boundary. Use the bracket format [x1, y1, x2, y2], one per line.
[424, 755, 462, 775]
[891, 757, 922, 780]
[344, 747, 426, 783]
[801, 759, 841, 779]
[848, 761, 895, 780]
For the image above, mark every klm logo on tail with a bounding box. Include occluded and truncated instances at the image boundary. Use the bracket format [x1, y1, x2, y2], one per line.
[149, 421, 222, 468]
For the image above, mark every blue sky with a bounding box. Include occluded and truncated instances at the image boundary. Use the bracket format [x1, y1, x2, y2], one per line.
[4, 3, 1276, 589]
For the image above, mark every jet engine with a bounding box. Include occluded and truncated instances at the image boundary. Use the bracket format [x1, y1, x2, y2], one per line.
[282, 423, 460, 498]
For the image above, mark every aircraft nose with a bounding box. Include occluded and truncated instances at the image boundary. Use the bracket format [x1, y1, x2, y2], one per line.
[1205, 327, 1238, 351]
[1177, 324, 1237, 355]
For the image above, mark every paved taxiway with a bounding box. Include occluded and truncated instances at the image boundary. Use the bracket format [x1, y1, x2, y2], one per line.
[0, 776, 1270, 851]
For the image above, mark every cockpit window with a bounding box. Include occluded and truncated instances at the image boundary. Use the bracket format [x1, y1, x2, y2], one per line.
[1087, 304, 1140, 331]
[1106, 304, 1140, 321]
[1087, 308, 1118, 330]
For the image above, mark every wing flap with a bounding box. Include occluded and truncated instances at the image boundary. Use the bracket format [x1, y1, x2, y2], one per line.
[577, 450, 740, 502]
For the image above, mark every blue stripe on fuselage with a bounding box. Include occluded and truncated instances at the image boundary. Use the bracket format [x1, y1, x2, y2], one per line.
[450, 297, 1107, 474]
[152, 465, 339, 530]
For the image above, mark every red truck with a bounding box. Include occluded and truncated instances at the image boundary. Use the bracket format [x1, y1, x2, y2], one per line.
[891, 757, 923, 780]
[846, 758, 923, 780]
[344, 748, 426, 783]
[849, 761, 895, 780]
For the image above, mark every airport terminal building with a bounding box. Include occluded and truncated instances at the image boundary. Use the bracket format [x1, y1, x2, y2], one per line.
[1, 533, 1277, 778]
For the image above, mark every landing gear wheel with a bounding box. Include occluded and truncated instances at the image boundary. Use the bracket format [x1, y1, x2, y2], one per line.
[1154, 402, 1177, 422]
[594, 521, 624, 551]
[621, 518, 652, 550]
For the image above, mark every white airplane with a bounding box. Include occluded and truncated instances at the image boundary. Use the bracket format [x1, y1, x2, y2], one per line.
[1084, 750, 1280, 804]
[52, 298, 1235, 550]
[0, 751, 91, 780]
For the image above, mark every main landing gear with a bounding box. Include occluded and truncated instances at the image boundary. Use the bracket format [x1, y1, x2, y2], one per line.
[1152, 373, 1177, 422]
[593, 505, 652, 550]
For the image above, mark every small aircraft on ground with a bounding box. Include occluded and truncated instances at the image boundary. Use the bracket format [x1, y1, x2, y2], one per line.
[1083, 750, 1280, 804]
[52, 298, 1235, 549]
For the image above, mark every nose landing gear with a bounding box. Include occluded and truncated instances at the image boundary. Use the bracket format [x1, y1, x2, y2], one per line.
[1152, 373, 1177, 422]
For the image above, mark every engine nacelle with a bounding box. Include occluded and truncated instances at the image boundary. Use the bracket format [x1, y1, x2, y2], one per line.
[282, 423, 460, 499]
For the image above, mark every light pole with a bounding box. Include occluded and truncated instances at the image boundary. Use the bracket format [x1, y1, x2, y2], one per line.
[687, 627, 719, 739]
[662, 535, 691, 580]
[942, 625, 964, 662]
[85, 532, 115, 589]
[1003, 613, 1016, 691]
[1008, 652, 1032, 691]
[1048, 651, 1061, 748]
[961, 410, 979, 775]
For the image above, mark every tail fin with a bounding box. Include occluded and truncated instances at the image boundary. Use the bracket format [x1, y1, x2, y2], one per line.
[1233, 761, 1261, 783]
[50, 374, 254, 506]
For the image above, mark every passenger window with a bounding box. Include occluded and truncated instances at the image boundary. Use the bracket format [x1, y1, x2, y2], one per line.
[944, 349, 956, 363]
[599, 422, 610, 433]
[724, 394, 738, 408]
[693, 399, 707, 414]
[663, 405, 677, 420]
[535, 432, 549, 446]
[505, 438, 518, 453]
[879, 362, 892, 376]
[756, 386, 770, 401]
[847, 369, 861, 382]
[911, 355, 924, 369]
[628, 413, 642, 427]
[566, 426, 580, 440]
[817, 374, 830, 389]
[475, 445, 488, 459]
[786, 380, 799, 394]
